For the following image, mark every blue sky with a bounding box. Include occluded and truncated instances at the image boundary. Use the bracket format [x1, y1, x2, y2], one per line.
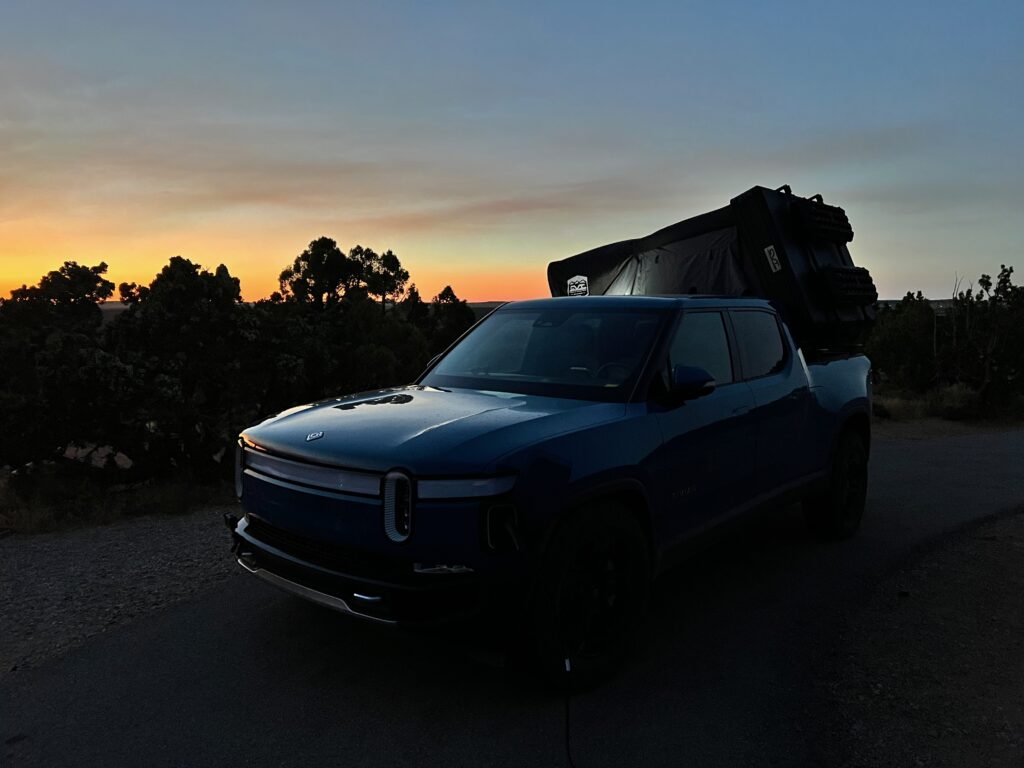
[1, 0, 1022, 300]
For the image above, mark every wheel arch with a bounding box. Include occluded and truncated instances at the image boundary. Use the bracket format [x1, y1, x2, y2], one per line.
[839, 409, 871, 453]
[557, 478, 657, 569]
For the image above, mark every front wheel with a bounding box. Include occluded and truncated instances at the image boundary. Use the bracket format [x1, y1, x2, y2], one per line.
[530, 503, 651, 690]
[804, 429, 869, 539]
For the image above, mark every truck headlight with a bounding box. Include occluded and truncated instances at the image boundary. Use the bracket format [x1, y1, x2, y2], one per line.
[416, 475, 516, 499]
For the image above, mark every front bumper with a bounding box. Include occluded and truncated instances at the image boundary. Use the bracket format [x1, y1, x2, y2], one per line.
[229, 514, 510, 625]
[236, 555, 398, 624]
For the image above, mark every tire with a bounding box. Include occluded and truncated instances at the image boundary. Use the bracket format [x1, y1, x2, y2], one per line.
[530, 503, 651, 690]
[804, 429, 869, 539]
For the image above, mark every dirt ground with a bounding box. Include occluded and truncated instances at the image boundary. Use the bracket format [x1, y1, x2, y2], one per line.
[816, 509, 1024, 767]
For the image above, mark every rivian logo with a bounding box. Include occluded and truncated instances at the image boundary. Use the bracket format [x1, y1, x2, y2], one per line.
[305, 431, 325, 442]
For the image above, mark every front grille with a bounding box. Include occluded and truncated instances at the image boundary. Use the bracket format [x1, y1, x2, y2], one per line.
[244, 516, 410, 580]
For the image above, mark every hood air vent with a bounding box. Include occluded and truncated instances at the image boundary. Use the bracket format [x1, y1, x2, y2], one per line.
[383, 471, 413, 543]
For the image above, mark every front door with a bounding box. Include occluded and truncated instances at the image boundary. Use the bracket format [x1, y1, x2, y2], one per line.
[729, 309, 811, 494]
[655, 310, 757, 549]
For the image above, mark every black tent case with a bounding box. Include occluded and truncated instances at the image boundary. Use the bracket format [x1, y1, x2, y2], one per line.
[547, 185, 877, 355]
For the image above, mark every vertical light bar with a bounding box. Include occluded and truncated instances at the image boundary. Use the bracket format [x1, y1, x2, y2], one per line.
[383, 471, 412, 542]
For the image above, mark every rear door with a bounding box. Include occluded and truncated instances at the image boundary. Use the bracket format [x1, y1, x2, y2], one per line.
[728, 309, 811, 495]
[655, 310, 757, 547]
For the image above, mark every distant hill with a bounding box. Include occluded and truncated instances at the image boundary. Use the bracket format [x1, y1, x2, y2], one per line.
[468, 302, 505, 321]
[99, 302, 127, 325]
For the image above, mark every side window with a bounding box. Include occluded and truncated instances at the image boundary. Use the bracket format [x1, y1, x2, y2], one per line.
[668, 311, 733, 385]
[731, 310, 786, 379]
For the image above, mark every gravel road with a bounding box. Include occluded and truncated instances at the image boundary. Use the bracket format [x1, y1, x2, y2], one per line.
[2, 420, 1023, 767]
[820, 510, 1024, 767]
[0, 506, 237, 672]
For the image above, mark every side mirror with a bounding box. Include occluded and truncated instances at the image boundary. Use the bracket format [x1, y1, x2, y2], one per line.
[671, 365, 716, 401]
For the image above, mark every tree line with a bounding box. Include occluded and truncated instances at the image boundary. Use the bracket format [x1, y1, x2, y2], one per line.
[0, 238, 476, 478]
[2, 250, 1021, 483]
[866, 264, 1024, 417]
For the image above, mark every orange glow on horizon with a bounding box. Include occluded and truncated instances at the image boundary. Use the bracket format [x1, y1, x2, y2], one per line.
[0, 196, 918, 305]
[0, 253, 553, 305]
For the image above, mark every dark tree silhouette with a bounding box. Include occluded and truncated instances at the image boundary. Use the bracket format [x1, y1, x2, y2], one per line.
[353, 247, 410, 312]
[0, 262, 122, 466]
[429, 285, 477, 353]
[278, 237, 360, 307]
[5, 261, 114, 332]
[9, 261, 115, 307]
[108, 257, 252, 475]
[400, 283, 431, 329]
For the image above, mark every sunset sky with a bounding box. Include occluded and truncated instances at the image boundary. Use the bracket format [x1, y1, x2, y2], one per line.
[2, 1, 1022, 302]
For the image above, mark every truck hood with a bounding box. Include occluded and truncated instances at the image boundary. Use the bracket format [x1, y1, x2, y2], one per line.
[242, 386, 625, 474]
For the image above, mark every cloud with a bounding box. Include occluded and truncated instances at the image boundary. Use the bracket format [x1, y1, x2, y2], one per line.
[835, 177, 1024, 219]
[340, 177, 679, 233]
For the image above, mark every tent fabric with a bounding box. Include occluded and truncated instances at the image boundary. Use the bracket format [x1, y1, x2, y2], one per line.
[547, 205, 746, 298]
[547, 225, 753, 298]
[545, 185, 876, 354]
[630, 226, 751, 296]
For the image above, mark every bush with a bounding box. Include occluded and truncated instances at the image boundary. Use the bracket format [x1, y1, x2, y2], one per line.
[924, 384, 984, 421]
[867, 265, 1023, 419]
[0, 462, 233, 534]
[873, 394, 927, 421]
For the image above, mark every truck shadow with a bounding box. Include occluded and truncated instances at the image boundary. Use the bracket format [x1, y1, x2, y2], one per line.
[240, 501, 845, 764]
[265, 500, 835, 688]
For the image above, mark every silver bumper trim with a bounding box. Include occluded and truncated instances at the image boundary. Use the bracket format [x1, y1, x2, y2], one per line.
[237, 557, 397, 625]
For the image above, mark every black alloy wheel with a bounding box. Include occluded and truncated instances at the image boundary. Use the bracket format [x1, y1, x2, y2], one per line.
[805, 429, 869, 539]
[532, 503, 651, 690]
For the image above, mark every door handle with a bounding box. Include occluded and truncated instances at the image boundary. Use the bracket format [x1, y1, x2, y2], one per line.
[732, 405, 751, 416]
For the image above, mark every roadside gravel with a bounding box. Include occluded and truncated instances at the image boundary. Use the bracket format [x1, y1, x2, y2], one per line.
[0, 505, 239, 672]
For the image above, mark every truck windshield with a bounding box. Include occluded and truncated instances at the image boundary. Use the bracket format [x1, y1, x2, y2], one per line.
[422, 306, 667, 401]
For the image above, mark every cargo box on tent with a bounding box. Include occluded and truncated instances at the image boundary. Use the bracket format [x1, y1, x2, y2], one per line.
[546, 185, 877, 355]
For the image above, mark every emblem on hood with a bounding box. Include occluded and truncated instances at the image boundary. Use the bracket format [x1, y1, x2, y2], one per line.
[305, 431, 325, 442]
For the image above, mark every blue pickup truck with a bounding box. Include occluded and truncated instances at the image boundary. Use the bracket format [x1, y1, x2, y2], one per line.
[229, 294, 871, 685]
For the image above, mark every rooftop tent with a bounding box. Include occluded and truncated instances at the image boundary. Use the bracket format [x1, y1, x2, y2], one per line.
[547, 185, 878, 354]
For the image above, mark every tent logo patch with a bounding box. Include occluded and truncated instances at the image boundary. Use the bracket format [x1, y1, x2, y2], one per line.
[567, 275, 589, 296]
[764, 245, 782, 274]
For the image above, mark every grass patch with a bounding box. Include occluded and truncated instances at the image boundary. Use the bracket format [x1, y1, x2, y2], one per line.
[873, 393, 927, 421]
[874, 384, 1024, 422]
[924, 383, 984, 420]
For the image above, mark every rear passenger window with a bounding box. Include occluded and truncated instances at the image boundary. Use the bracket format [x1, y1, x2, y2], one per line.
[668, 312, 733, 385]
[731, 311, 786, 379]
